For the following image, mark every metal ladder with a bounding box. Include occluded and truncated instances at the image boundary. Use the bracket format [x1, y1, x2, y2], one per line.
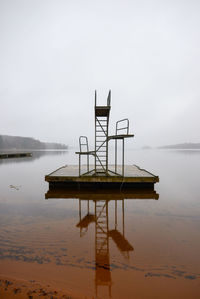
[95, 91, 111, 175]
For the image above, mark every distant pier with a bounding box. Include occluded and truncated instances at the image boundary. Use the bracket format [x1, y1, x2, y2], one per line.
[0, 152, 32, 159]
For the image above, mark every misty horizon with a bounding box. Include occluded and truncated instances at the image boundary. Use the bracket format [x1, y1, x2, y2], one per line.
[1, 0, 200, 148]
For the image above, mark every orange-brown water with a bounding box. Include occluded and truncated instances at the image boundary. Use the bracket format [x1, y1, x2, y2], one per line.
[0, 150, 200, 298]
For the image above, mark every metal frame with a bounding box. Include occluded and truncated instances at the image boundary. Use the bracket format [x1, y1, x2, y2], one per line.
[94, 90, 111, 175]
[76, 91, 134, 177]
[114, 119, 129, 176]
[76, 136, 94, 176]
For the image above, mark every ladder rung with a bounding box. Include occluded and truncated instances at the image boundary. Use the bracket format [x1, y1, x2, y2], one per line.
[96, 165, 106, 167]
[97, 226, 107, 229]
[96, 132, 107, 133]
[96, 151, 106, 153]
[96, 146, 106, 148]
[96, 148, 107, 155]
[96, 200, 106, 202]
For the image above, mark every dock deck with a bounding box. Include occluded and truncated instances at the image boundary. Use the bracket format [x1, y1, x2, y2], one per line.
[45, 164, 159, 189]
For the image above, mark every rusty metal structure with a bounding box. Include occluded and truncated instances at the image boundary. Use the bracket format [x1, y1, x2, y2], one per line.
[76, 91, 134, 177]
[76, 197, 134, 298]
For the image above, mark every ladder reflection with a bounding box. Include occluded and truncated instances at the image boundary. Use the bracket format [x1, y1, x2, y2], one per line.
[45, 188, 159, 298]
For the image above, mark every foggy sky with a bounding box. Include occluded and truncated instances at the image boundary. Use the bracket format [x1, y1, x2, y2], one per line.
[0, 0, 200, 148]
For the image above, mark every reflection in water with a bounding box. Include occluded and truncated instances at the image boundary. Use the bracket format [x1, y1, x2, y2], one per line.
[46, 188, 158, 297]
[169, 149, 200, 155]
[1, 150, 200, 298]
[77, 199, 134, 297]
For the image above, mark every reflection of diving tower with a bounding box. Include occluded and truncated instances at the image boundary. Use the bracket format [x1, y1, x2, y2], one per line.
[109, 200, 134, 260]
[76, 198, 134, 298]
[95, 200, 111, 297]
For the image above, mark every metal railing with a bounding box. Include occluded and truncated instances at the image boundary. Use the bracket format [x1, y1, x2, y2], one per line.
[116, 118, 129, 135]
[77, 136, 91, 176]
[79, 136, 89, 153]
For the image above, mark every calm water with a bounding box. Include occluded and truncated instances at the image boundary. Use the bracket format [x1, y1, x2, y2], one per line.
[0, 149, 200, 298]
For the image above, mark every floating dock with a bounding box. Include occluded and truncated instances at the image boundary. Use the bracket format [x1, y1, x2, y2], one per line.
[45, 186, 159, 200]
[45, 164, 159, 190]
[45, 91, 159, 191]
[0, 152, 32, 159]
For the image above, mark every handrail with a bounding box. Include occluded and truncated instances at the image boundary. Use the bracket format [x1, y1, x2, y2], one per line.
[107, 90, 111, 106]
[79, 136, 89, 152]
[116, 119, 129, 135]
[95, 90, 111, 107]
[95, 90, 97, 107]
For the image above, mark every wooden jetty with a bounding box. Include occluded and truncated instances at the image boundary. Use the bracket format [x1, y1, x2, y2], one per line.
[45, 91, 159, 190]
[45, 164, 159, 190]
[0, 152, 32, 159]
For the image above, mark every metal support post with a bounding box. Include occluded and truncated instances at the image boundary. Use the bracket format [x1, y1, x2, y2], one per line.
[115, 139, 117, 173]
[79, 155, 81, 176]
[122, 199, 124, 236]
[122, 139, 125, 176]
[115, 200, 117, 230]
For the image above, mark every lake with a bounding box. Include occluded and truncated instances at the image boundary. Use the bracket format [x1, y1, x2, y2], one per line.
[0, 149, 200, 298]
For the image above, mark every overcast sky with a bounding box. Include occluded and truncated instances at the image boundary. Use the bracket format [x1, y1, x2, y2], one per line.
[0, 0, 200, 148]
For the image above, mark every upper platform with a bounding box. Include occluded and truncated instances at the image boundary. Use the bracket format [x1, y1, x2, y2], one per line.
[107, 134, 134, 140]
[95, 90, 111, 117]
[95, 106, 111, 117]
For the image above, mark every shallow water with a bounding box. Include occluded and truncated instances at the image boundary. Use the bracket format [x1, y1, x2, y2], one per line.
[0, 149, 200, 298]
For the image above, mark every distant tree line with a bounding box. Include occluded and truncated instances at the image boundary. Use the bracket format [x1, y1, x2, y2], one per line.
[159, 143, 200, 149]
[0, 135, 68, 150]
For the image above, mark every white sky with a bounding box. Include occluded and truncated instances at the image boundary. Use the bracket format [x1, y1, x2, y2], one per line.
[0, 0, 200, 148]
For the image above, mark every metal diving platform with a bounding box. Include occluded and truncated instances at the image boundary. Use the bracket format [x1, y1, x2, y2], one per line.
[45, 91, 159, 189]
